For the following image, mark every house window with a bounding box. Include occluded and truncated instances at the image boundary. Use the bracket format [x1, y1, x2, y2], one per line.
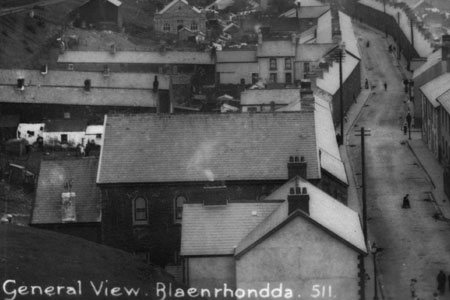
[269, 73, 277, 83]
[133, 197, 148, 225]
[269, 58, 277, 70]
[174, 195, 186, 223]
[191, 21, 198, 31]
[64, 112, 70, 119]
[247, 106, 258, 112]
[304, 62, 310, 73]
[96, 134, 102, 139]
[163, 23, 170, 32]
[285, 58, 292, 70]
[285, 73, 292, 84]
[61, 134, 68, 144]
[67, 64, 74, 71]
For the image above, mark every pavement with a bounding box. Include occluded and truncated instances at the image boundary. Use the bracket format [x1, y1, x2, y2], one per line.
[338, 19, 450, 300]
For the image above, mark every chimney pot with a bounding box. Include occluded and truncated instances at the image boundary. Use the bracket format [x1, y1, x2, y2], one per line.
[287, 157, 307, 179]
[84, 79, 91, 92]
[17, 78, 25, 90]
[287, 192, 310, 215]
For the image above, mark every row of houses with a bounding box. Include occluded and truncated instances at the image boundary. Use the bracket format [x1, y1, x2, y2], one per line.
[414, 36, 450, 168]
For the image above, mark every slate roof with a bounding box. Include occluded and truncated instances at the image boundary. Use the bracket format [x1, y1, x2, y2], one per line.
[181, 176, 366, 257]
[180, 201, 282, 256]
[257, 40, 295, 57]
[0, 86, 158, 107]
[413, 49, 442, 79]
[420, 73, 450, 107]
[107, 0, 122, 6]
[44, 119, 87, 132]
[295, 43, 336, 61]
[240, 89, 300, 106]
[437, 89, 450, 114]
[316, 54, 360, 95]
[97, 113, 321, 184]
[216, 50, 257, 63]
[31, 158, 101, 224]
[275, 96, 347, 184]
[314, 97, 347, 184]
[157, 0, 201, 14]
[58, 51, 214, 65]
[279, 5, 330, 18]
[0, 69, 170, 90]
[235, 176, 366, 256]
[339, 11, 361, 59]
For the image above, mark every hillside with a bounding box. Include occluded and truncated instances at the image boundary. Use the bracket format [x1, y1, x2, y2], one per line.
[0, 224, 191, 300]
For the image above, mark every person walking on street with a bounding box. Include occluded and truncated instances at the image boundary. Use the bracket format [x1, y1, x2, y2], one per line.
[437, 270, 446, 294]
[403, 122, 408, 135]
[410, 279, 417, 298]
[402, 194, 411, 209]
[384, 82, 387, 91]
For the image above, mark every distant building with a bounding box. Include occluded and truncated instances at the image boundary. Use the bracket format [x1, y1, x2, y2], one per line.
[31, 158, 101, 243]
[413, 35, 450, 128]
[73, 0, 123, 30]
[181, 176, 366, 300]
[17, 123, 44, 145]
[43, 119, 87, 149]
[0, 69, 167, 122]
[57, 50, 214, 74]
[153, 0, 206, 36]
[420, 73, 450, 162]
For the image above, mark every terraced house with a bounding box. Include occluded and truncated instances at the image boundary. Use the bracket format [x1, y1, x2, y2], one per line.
[153, 0, 207, 36]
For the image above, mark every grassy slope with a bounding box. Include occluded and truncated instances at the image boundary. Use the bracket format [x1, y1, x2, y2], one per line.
[0, 224, 190, 300]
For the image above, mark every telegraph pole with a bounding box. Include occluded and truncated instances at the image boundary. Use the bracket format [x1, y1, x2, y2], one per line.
[356, 127, 371, 242]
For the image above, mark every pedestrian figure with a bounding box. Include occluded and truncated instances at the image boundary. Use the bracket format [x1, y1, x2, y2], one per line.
[389, 45, 392, 52]
[384, 82, 387, 91]
[365, 79, 369, 89]
[437, 270, 446, 294]
[410, 279, 417, 298]
[366, 40, 370, 47]
[402, 194, 411, 209]
[403, 122, 408, 135]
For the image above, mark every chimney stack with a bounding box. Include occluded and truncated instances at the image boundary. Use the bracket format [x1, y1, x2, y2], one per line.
[442, 35, 450, 68]
[287, 155, 307, 179]
[153, 75, 159, 93]
[287, 180, 309, 215]
[300, 79, 314, 111]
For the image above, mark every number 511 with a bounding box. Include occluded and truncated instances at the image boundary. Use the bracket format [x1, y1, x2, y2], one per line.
[311, 285, 333, 298]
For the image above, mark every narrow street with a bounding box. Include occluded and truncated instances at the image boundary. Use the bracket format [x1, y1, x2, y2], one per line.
[347, 23, 450, 300]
